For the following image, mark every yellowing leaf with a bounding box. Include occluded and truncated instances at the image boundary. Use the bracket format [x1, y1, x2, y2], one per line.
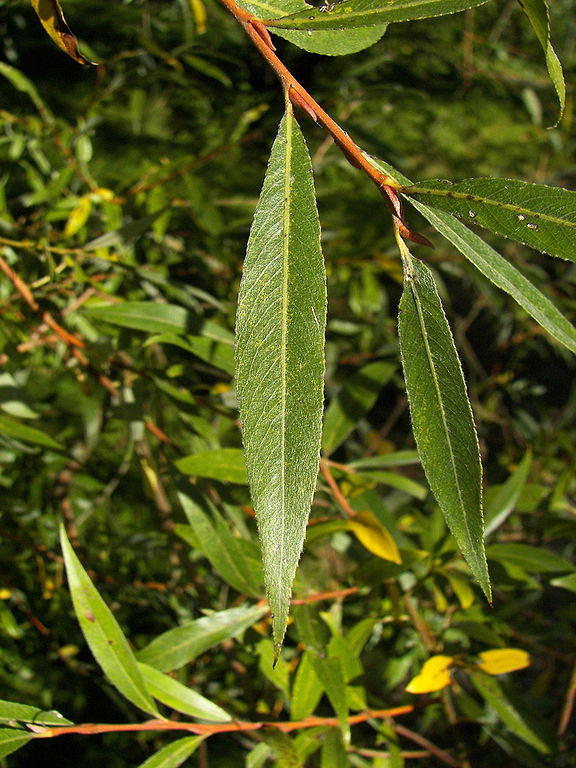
[347, 510, 401, 564]
[476, 648, 531, 675]
[64, 195, 92, 237]
[190, 0, 207, 34]
[30, 0, 95, 65]
[406, 655, 453, 694]
[444, 571, 475, 610]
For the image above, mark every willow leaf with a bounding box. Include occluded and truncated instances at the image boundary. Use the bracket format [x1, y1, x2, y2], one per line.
[235, 107, 326, 658]
[518, 0, 565, 123]
[398, 253, 490, 598]
[60, 525, 160, 716]
[265, 0, 491, 31]
[30, 0, 94, 64]
[403, 178, 576, 261]
[238, 0, 387, 54]
[406, 198, 576, 355]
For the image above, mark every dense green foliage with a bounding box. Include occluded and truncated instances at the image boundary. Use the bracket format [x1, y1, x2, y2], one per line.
[0, 0, 575, 765]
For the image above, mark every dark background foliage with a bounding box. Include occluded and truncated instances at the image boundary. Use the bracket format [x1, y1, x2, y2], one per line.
[0, 0, 575, 765]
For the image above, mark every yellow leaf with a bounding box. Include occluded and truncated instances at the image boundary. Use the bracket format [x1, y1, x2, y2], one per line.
[190, 0, 207, 35]
[444, 571, 475, 609]
[406, 655, 454, 694]
[64, 195, 92, 237]
[476, 648, 531, 675]
[347, 510, 401, 564]
[30, 0, 95, 65]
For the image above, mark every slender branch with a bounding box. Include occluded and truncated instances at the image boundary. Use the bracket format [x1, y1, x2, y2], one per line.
[216, 0, 430, 248]
[32, 705, 415, 740]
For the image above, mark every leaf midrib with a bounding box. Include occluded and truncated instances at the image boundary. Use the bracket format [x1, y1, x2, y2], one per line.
[404, 185, 576, 229]
[407, 267, 473, 550]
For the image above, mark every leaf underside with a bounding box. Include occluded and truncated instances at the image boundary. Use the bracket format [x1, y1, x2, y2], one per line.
[235, 109, 326, 656]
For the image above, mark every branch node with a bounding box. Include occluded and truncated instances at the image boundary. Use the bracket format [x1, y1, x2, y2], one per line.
[288, 87, 318, 122]
[249, 18, 276, 51]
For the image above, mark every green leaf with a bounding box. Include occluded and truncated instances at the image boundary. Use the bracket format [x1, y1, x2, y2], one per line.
[0, 61, 54, 125]
[398, 252, 490, 598]
[238, 0, 387, 55]
[470, 672, 551, 753]
[0, 729, 32, 759]
[309, 656, 350, 745]
[136, 604, 268, 672]
[518, 0, 565, 123]
[137, 663, 231, 722]
[486, 543, 574, 574]
[175, 448, 247, 484]
[263, 728, 302, 768]
[0, 700, 72, 726]
[550, 573, 576, 593]
[175, 488, 262, 596]
[147, 333, 235, 375]
[291, 650, 323, 720]
[403, 178, 576, 261]
[265, 0, 491, 30]
[85, 302, 192, 335]
[0, 415, 63, 451]
[135, 736, 206, 768]
[235, 108, 326, 655]
[59, 525, 160, 716]
[321, 728, 347, 768]
[406, 198, 576, 355]
[30, 0, 94, 65]
[322, 361, 396, 456]
[484, 452, 532, 537]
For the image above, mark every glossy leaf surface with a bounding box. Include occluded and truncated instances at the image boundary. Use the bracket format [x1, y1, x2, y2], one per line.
[60, 525, 160, 716]
[398, 254, 490, 598]
[266, 0, 490, 30]
[235, 109, 326, 654]
[404, 178, 576, 261]
[407, 199, 576, 355]
[238, 0, 387, 55]
[136, 604, 268, 672]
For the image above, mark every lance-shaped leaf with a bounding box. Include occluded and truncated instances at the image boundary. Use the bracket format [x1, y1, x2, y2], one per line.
[518, 0, 565, 123]
[398, 253, 490, 598]
[238, 0, 387, 55]
[406, 198, 576, 355]
[60, 525, 160, 716]
[402, 178, 576, 261]
[265, 0, 491, 31]
[235, 108, 326, 657]
[135, 736, 206, 768]
[30, 0, 94, 65]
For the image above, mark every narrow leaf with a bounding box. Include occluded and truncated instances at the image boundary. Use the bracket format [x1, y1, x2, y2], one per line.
[238, 0, 387, 55]
[407, 198, 576, 355]
[30, 0, 94, 65]
[59, 525, 160, 716]
[403, 178, 576, 261]
[309, 656, 350, 745]
[322, 361, 396, 456]
[137, 663, 231, 722]
[136, 604, 267, 672]
[175, 448, 247, 484]
[486, 543, 573, 574]
[135, 736, 206, 768]
[265, 0, 491, 30]
[0, 700, 72, 727]
[291, 650, 323, 721]
[484, 452, 532, 537]
[0, 415, 63, 450]
[0, 729, 32, 759]
[470, 672, 550, 753]
[517, 0, 565, 123]
[398, 253, 490, 598]
[235, 108, 326, 655]
[85, 302, 193, 335]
